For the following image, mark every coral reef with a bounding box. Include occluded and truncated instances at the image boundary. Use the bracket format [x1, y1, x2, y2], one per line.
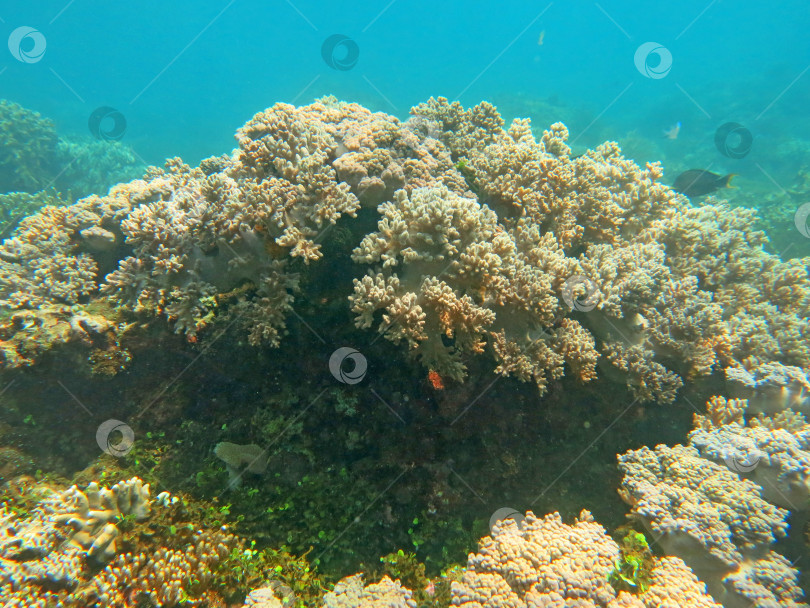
[54, 137, 146, 200]
[89, 526, 237, 607]
[450, 510, 722, 608]
[617, 442, 806, 607]
[0, 99, 57, 193]
[0, 190, 68, 240]
[0, 177, 151, 368]
[2, 96, 809, 608]
[1, 97, 807, 406]
[242, 585, 287, 608]
[690, 395, 810, 508]
[617, 443, 787, 565]
[0, 477, 148, 605]
[101, 157, 301, 345]
[349, 184, 595, 389]
[409, 96, 504, 161]
[0, 476, 242, 607]
[725, 361, 810, 416]
[52, 477, 151, 560]
[323, 573, 417, 608]
[0, 99, 145, 198]
[349, 105, 810, 400]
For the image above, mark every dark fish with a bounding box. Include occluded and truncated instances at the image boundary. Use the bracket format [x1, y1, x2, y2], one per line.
[672, 170, 736, 197]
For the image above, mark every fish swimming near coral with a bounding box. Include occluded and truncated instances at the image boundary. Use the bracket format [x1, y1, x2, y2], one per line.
[663, 121, 681, 140]
[672, 169, 736, 197]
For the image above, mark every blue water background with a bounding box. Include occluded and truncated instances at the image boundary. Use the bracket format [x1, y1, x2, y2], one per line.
[2, 0, 809, 183]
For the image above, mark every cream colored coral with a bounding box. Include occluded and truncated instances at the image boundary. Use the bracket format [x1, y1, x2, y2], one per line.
[618, 443, 789, 588]
[452, 511, 619, 608]
[693, 395, 748, 430]
[350, 184, 599, 389]
[323, 573, 417, 608]
[451, 510, 722, 608]
[641, 556, 722, 608]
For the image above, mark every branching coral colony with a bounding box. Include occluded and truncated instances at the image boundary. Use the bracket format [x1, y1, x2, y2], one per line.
[1, 97, 809, 607]
[1, 96, 808, 399]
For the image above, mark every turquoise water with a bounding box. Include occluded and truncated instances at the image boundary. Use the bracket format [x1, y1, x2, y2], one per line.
[5, 1, 809, 167]
[2, 2, 810, 606]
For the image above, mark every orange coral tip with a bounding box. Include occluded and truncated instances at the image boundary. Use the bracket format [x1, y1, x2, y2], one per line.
[428, 369, 445, 390]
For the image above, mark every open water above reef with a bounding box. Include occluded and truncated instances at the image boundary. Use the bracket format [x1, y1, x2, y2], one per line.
[3, 1, 810, 181]
[1, 2, 810, 607]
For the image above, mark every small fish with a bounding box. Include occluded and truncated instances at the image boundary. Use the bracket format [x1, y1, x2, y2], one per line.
[663, 121, 681, 140]
[537, 30, 545, 45]
[673, 170, 736, 197]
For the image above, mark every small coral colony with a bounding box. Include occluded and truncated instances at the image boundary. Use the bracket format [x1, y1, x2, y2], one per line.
[1, 96, 809, 607]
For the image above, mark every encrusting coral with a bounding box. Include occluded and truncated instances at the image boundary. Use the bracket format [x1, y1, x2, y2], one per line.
[0, 97, 807, 406]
